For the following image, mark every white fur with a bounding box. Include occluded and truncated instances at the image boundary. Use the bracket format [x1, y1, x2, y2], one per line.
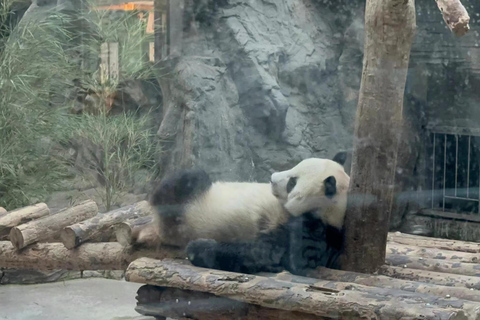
[155, 157, 349, 247]
[271, 158, 349, 229]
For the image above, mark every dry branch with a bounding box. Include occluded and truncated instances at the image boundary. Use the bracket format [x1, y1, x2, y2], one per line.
[115, 215, 154, 246]
[305, 266, 480, 302]
[435, 0, 470, 36]
[0, 241, 183, 270]
[387, 243, 480, 263]
[388, 232, 480, 253]
[135, 285, 324, 320]
[125, 258, 480, 320]
[0, 203, 50, 238]
[60, 201, 153, 249]
[380, 265, 480, 290]
[10, 200, 98, 250]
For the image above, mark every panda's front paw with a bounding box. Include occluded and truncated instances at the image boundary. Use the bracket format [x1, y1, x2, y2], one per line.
[186, 239, 218, 269]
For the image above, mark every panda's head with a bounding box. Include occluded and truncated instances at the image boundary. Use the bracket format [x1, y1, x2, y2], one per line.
[270, 152, 350, 229]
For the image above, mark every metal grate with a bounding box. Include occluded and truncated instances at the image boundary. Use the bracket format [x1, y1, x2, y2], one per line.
[430, 132, 480, 214]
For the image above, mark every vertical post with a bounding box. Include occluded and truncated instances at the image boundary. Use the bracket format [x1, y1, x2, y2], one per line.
[167, 0, 184, 56]
[342, 0, 416, 273]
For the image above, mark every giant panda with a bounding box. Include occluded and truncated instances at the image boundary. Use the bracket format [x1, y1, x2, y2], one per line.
[149, 152, 349, 276]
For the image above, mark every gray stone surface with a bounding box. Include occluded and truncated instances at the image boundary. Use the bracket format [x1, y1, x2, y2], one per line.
[0, 278, 152, 320]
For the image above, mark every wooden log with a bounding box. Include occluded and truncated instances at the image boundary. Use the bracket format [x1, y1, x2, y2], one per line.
[0, 203, 50, 238]
[342, 0, 416, 273]
[60, 201, 153, 249]
[386, 254, 480, 277]
[0, 241, 183, 270]
[304, 267, 480, 303]
[125, 258, 480, 320]
[380, 265, 480, 290]
[388, 232, 480, 253]
[115, 215, 154, 246]
[435, 0, 470, 36]
[135, 285, 325, 320]
[10, 200, 98, 250]
[387, 243, 480, 263]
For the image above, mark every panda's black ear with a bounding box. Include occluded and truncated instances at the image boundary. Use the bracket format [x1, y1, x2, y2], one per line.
[324, 176, 337, 198]
[332, 152, 347, 166]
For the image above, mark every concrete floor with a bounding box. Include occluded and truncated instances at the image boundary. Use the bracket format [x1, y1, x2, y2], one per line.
[0, 278, 157, 320]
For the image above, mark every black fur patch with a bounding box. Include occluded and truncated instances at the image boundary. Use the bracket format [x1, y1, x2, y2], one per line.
[332, 151, 347, 166]
[324, 176, 337, 198]
[186, 212, 345, 276]
[150, 169, 212, 207]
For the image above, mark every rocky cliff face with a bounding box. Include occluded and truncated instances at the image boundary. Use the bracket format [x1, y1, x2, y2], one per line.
[157, 0, 364, 182]
[155, 0, 480, 229]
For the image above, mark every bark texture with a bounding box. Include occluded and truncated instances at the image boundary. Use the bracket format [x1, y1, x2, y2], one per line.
[115, 215, 154, 247]
[9, 200, 98, 250]
[0, 241, 183, 270]
[379, 265, 480, 289]
[435, 0, 470, 36]
[135, 285, 325, 320]
[388, 232, 480, 253]
[387, 243, 480, 263]
[343, 0, 416, 273]
[0, 203, 50, 238]
[305, 267, 480, 302]
[125, 258, 480, 320]
[60, 201, 153, 249]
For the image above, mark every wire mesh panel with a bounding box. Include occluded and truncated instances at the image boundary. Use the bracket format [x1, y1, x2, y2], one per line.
[429, 132, 480, 214]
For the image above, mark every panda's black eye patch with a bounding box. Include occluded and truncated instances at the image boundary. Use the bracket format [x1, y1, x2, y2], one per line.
[286, 177, 297, 193]
[324, 176, 337, 198]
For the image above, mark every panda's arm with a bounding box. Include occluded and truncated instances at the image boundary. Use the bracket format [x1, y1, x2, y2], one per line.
[186, 228, 289, 274]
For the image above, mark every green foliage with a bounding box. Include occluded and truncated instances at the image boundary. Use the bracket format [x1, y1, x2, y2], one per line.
[0, 2, 75, 210]
[0, 1, 161, 211]
[69, 110, 158, 211]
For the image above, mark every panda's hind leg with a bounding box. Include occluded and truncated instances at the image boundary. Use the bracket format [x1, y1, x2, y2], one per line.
[149, 169, 212, 247]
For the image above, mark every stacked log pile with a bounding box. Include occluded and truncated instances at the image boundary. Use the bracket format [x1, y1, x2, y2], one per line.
[1, 201, 480, 319]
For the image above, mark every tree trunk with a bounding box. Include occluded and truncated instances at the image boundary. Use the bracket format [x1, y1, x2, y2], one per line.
[305, 267, 480, 302]
[115, 215, 154, 247]
[387, 232, 480, 253]
[135, 285, 325, 320]
[0, 203, 50, 238]
[0, 241, 183, 270]
[342, 0, 416, 273]
[125, 258, 480, 320]
[387, 243, 480, 263]
[9, 200, 98, 250]
[60, 201, 153, 249]
[379, 265, 480, 289]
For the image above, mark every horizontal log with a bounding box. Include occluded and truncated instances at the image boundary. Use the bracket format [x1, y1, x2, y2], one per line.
[60, 201, 153, 249]
[388, 232, 480, 253]
[115, 215, 154, 247]
[125, 258, 480, 320]
[387, 243, 480, 263]
[0, 241, 183, 270]
[10, 200, 98, 250]
[379, 265, 480, 290]
[304, 266, 480, 303]
[386, 254, 480, 277]
[135, 285, 324, 320]
[0, 203, 50, 238]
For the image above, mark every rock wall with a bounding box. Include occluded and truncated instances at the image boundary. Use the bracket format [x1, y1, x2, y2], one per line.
[156, 0, 364, 182]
